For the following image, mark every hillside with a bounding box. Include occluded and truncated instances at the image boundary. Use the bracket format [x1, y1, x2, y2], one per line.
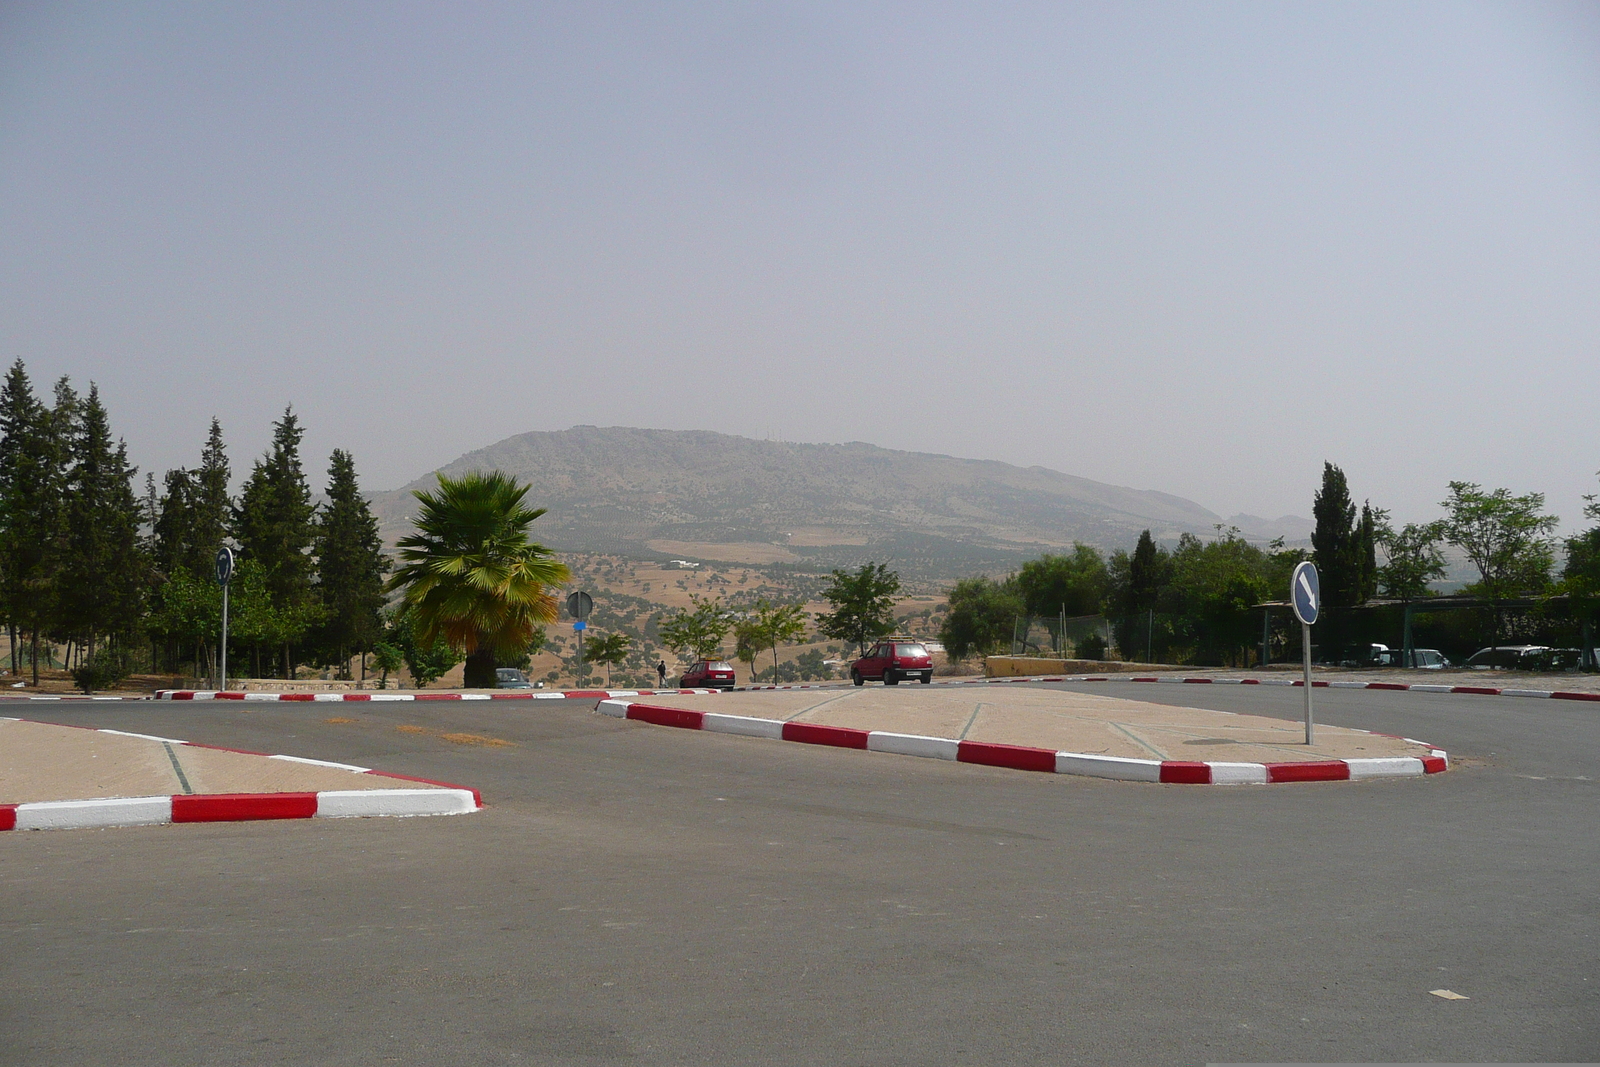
[371, 426, 1286, 579]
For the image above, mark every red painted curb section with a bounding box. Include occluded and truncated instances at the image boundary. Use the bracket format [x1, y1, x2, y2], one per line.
[599, 700, 1447, 786]
[0, 805, 15, 831]
[628, 704, 706, 730]
[1267, 761, 1350, 784]
[1158, 762, 1212, 785]
[173, 792, 319, 822]
[957, 740, 1056, 773]
[782, 721, 870, 749]
[1553, 691, 1600, 702]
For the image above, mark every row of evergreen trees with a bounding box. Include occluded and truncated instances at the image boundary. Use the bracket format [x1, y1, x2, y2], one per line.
[0, 360, 388, 688]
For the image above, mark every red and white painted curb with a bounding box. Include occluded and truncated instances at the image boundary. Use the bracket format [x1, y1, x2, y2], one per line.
[0, 719, 480, 832]
[152, 687, 720, 702]
[954, 674, 1600, 702]
[597, 700, 1448, 785]
[0, 694, 133, 701]
[150, 675, 1600, 705]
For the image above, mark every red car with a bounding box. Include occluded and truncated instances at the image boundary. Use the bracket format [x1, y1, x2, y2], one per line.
[850, 640, 933, 686]
[680, 659, 736, 689]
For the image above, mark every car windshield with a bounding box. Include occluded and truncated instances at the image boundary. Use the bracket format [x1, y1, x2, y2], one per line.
[894, 644, 927, 657]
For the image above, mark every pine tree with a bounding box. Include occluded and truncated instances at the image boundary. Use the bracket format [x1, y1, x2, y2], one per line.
[1311, 463, 1363, 609]
[0, 360, 49, 679]
[188, 418, 231, 575]
[233, 408, 317, 677]
[153, 468, 196, 577]
[312, 449, 388, 677]
[0, 366, 74, 685]
[58, 385, 147, 688]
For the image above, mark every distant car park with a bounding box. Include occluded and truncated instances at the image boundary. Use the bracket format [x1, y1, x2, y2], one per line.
[1463, 645, 1582, 671]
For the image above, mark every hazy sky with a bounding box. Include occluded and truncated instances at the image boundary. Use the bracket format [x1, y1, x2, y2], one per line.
[2, 2, 1597, 530]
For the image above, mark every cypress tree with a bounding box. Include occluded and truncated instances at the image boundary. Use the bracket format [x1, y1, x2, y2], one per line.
[234, 407, 317, 676]
[312, 449, 388, 677]
[1311, 463, 1362, 609]
[1128, 530, 1168, 611]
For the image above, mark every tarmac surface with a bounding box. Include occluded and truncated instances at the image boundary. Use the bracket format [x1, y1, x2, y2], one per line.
[1, 683, 1595, 1065]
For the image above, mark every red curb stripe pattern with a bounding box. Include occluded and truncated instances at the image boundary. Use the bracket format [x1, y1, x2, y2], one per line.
[597, 700, 1447, 786]
[956, 740, 1056, 773]
[1266, 760, 1350, 783]
[0, 721, 482, 831]
[154, 687, 722, 702]
[173, 792, 319, 822]
[782, 721, 870, 749]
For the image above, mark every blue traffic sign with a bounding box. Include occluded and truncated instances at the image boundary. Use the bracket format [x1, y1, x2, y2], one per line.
[1291, 561, 1320, 626]
[215, 546, 235, 585]
[573, 620, 587, 631]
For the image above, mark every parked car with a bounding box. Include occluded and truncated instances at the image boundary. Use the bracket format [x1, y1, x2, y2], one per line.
[850, 639, 933, 686]
[681, 660, 736, 689]
[1368, 647, 1451, 669]
[1466, 645, 1551, 670]
[496, 667, 534, 689]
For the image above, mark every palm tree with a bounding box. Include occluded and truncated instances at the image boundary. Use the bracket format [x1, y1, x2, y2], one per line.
[386, 471, 570, 689]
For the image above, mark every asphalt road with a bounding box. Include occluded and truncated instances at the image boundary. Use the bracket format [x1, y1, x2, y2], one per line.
[2, 684, 1596, 1066]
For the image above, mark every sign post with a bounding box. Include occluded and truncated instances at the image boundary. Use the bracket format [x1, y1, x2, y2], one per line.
[215, 547, 235, 691]
[565, 591, 593, 686]
[1290, 560, 1320, 744]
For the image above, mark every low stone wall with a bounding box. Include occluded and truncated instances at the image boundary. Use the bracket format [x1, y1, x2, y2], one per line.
[983, 656, 1168, 677]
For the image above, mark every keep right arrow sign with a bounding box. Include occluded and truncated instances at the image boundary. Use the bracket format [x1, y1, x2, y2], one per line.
[1291, 561, 1320, 626]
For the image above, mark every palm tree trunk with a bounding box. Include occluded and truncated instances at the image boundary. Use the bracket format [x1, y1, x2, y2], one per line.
[463, 646, 496, 689]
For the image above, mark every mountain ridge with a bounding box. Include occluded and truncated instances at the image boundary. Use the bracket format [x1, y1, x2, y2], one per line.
[370, 426, 1305, 578]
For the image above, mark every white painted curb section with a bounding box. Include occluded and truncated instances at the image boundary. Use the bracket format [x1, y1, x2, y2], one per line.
[1346, 757, 1426, 779]
[867, 732, 959, 760]
[316, 789, 478, 818]
[1054, 753, 1162, 781]
[703, 713, 785, 739]
[15, 796, 172, 830]
[1207, 762, 1270, 785]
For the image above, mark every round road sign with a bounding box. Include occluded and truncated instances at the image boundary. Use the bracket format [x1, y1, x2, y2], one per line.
[215, 546, 235, 586]
[1290, 561, 1320, 626]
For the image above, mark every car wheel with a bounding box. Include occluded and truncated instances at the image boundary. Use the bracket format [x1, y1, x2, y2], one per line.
[852, 670, 863, 687]
[919, 673, 931, 684]
[884, 670, 899, 685]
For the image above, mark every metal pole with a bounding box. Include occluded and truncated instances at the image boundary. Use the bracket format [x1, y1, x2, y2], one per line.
[1302, 621, 1314, 744]
[220, 581, 229, 691]
[1260, 609, 1270, 667]
[577, 628, 585, 686]
[1146, 608, 1153, 664]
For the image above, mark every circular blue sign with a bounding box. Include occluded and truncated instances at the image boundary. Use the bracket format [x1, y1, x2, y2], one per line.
[1291, 561, 1320, 625]
[215, 546, 235, 586]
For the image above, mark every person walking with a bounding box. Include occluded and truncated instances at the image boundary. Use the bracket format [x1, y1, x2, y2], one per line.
[656, 660, 668, 688]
